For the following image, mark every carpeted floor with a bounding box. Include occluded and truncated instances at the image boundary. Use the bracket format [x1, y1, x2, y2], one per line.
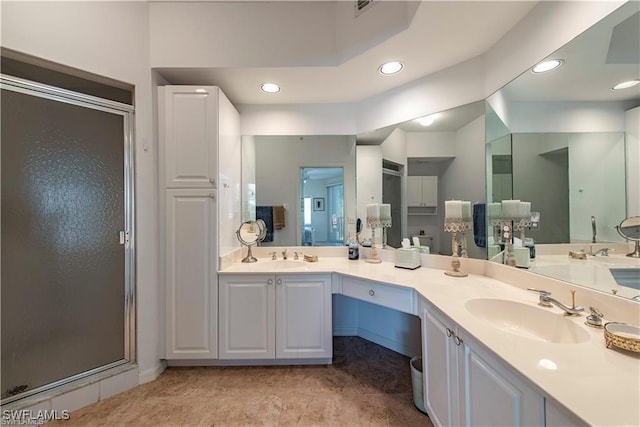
[51, 336, 432, 426]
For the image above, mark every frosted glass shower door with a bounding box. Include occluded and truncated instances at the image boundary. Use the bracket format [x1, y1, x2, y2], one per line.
[1, 77, 134, 402]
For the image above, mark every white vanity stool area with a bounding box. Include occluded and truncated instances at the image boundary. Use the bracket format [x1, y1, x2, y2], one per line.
[168, 248, 640, 427]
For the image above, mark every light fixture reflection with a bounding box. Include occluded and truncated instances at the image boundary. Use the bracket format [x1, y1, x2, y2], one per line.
[260, 83, 280, 93]
[532, 59, 563, 74]
[379, 61, 404, 76]
[538, 359, 558, 370]
[612, 80, 640, 90]
[418, 114, 437, 126]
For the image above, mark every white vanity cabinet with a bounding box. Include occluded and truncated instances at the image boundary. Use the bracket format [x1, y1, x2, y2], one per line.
[219, 274, 332, 361]
[407, 176, 438, 207]
[421, 299, 544, 427]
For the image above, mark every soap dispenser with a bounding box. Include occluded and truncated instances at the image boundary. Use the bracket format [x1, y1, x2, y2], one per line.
[348, 232, 359, 260]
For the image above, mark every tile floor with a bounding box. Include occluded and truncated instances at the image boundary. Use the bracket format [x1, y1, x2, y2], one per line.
[51, 337, 432, 426]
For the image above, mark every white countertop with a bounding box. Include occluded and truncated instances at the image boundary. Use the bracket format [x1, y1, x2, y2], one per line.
[529, 254, 640, 299]
[220, 255, 640, 426]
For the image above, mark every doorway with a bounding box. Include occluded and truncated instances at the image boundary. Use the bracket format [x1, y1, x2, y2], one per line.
[300, 167, 344, 246]
[383, 163, 403, 248]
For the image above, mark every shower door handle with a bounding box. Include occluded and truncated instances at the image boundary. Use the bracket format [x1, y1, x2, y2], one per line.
[119, 231, 129, 245]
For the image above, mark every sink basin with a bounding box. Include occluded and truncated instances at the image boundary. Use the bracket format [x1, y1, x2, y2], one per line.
[265, 260, 308, 269]
[465, 298, 590, 344]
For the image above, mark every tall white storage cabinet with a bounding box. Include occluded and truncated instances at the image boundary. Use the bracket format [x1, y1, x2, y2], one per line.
[160, 85, 240, 360]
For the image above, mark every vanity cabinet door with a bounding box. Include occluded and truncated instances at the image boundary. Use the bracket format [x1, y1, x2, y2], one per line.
[422, 298, 543, 427]
[422, 303, 460, 427]
[460, 332, 544, 427]
[275, 274, 332, 359]
[160, 86, 219, 189]
[165, 189, 218, 359]
[219, 274, 275, 359]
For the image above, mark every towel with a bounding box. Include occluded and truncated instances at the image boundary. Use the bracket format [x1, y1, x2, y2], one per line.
[256, 206, 274, 242]
[473, 203, 486, 248]
[273, 205, 286, 230]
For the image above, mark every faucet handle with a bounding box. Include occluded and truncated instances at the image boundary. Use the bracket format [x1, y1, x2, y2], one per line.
[293, 251, 300, 260]
[269, 251, 277, 260]
[527, 288, 552, 307]
[589, 306, 604, 318]
[586, 306, 604, 328]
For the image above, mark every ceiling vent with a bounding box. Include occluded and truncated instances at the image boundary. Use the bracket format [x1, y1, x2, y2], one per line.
[355, 0, 375, 17]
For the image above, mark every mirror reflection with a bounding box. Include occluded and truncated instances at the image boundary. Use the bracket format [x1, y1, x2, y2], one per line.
[356, 101, 487, 258]
[486, 2, 640, 299]
[241, 135, 356, 247]
[300, 167, 344, 246]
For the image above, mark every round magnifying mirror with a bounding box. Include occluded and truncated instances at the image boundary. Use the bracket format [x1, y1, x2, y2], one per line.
[615, 216, 640, 258]
[237, 220, 265, 263]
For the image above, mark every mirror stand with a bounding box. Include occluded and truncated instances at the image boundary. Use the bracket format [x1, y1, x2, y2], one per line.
[237, 219, 267, 263]
[615, 216, 640, 258]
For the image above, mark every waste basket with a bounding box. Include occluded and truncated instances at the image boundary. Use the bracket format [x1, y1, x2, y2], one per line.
[410, 356, 427, 413]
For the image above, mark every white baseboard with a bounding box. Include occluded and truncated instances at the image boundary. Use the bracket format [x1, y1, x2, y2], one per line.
[138, 360, 166, 384]
[332, 326, 358, 336]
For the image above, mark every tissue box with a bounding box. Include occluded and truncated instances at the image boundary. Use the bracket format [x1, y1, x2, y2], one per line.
[514, 247, 530, 268]
[395, 248, 421, 270]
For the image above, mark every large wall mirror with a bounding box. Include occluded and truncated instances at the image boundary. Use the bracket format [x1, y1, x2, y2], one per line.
[486, 1, 640, 300]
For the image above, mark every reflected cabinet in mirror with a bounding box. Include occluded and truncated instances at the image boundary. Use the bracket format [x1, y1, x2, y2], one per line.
[485, 2, 640, 300]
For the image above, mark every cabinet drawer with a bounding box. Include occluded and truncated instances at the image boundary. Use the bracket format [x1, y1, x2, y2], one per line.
[342, 277, 415, 314]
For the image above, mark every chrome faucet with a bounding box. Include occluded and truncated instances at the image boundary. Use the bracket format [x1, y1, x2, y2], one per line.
[528, 288, 584, 316]
[282, 249, 288, 260]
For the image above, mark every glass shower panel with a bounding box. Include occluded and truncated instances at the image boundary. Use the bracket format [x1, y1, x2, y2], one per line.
[1, 88, 126, 399]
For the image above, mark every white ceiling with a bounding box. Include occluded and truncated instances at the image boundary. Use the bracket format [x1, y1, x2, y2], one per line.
[156, 1, 539, 105]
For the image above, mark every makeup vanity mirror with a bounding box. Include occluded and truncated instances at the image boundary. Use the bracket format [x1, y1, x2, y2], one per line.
[485, 2, 640, 299]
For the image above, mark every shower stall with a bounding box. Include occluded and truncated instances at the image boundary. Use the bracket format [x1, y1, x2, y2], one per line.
[0, 74, 135, 403]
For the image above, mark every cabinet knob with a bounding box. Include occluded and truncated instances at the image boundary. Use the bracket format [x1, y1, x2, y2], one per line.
[368, 289, 375, 296]
[267, 279, 273, 285]
[454, 335, 463, 346]
[209, 194, 215, 200]
[209, 178, 216, 186]
[276, 279, 282, 285]
[446, 328, 453, 337]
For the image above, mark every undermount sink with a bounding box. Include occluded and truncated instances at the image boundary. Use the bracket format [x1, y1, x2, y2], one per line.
[266, 260, 308, 269]
[465, 298, 590, 344]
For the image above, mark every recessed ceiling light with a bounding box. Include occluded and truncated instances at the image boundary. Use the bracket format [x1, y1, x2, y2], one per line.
[531, 59, 563, 74]
[260, 83, 280, 93]
[417, 114, 437, 126]
[612, 80, 640, 90]
[378, 61, 404, 76]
